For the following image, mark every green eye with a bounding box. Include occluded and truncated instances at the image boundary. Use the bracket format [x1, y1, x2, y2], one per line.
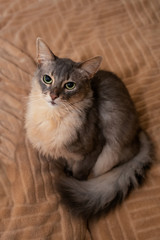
[43, 75, 53, 84]
[65, 82, 76, 90]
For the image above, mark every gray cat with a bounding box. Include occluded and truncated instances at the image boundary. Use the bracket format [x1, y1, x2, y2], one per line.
[25, 38, 153, 218]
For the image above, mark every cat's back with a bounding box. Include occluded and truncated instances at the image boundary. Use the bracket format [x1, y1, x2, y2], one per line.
[91, 70, 138, 138]
[91, 70, 134, 109]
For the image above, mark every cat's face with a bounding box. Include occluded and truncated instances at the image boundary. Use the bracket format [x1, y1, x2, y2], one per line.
[33, 38, 102, 111]
[35, 58, 92, 108]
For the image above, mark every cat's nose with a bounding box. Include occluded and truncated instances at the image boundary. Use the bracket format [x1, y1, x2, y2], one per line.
[50, 92, 58, 101]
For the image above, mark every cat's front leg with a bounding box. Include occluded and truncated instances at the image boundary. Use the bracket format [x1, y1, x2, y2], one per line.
[72, 160, 90, 180]
[64, 162, 73, 177]
[72, 145, 103, 180]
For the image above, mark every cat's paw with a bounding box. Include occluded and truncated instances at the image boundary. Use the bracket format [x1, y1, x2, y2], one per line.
[64, 165, 73, 177]
[73, 171, 89, 181]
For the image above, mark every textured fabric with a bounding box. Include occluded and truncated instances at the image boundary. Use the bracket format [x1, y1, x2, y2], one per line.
[0, 0, 160, 239]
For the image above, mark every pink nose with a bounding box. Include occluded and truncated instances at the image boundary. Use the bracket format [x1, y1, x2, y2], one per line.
[50, 92, 58, 101]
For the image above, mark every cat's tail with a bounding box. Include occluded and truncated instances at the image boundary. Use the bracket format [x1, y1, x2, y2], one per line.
[56, 131, 153, 218]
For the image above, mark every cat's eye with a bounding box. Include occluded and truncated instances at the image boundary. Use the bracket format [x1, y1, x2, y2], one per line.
[43, 75, 53, 84]
[64, 82, 76, 90]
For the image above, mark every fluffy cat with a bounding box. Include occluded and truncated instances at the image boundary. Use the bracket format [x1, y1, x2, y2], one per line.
[25, 38, 153, 218]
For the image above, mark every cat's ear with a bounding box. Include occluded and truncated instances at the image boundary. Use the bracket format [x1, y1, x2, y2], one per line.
[36, 37, 56, 65]
[79, 56, 102, 78]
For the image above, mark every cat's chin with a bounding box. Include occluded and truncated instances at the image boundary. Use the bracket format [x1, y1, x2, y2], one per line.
[50, 100, 56, 105]
[46, 100, 58, 107]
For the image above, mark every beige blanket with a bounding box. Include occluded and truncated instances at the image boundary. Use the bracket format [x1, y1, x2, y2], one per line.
[0, 0, 160, 239]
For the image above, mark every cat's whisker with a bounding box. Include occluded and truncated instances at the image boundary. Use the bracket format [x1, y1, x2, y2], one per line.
[28, 97, 47, 104]
[29, 100, 43, 104]
[66, 102, 84, 115]
[62, 102, 80, 114]
[62, 100, 81, 111]
[60, 102, 72, 113]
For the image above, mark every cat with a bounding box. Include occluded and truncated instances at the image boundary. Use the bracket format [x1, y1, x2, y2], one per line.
[25, 38, 153, 218]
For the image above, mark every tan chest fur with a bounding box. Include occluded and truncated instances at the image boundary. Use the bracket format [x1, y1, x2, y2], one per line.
[25, 91, 83, 161]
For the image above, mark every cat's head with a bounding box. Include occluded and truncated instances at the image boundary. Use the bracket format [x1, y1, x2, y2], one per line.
[32, 38, 102, 112]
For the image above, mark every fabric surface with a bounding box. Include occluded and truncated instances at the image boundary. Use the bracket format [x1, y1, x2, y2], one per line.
[0, 0, 160, 239]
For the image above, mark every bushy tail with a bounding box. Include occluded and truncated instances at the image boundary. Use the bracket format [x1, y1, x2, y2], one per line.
[56, 131, 153, 218]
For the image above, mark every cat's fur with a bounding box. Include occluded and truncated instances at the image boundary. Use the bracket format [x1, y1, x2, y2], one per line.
[25, 38, 153, 218]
